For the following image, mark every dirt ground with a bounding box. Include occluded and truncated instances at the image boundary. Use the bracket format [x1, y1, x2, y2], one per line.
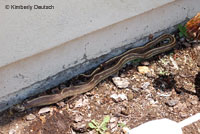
[0, 33, 200, 134]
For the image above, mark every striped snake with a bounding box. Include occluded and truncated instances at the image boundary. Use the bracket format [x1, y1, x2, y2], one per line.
[23, 34, 176, 109]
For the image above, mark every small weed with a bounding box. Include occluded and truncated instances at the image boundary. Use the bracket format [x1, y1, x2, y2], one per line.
[88, 115, 110, 134]
[118, 123, 126, 127]
[178, 24, 188, 38]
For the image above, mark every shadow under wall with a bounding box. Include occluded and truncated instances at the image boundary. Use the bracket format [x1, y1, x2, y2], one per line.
[195, 72, 200, 100]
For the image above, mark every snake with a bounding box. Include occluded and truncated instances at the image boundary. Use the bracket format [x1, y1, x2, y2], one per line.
[23, 34, 176, 109]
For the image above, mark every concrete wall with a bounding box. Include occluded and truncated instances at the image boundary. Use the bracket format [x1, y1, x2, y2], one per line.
[0, 0, 199, 111]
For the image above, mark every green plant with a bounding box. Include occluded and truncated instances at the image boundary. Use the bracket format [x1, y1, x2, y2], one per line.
[88, 115, 110, 134]
[178, 24, 188, 38]
[117, 123, 126, 127]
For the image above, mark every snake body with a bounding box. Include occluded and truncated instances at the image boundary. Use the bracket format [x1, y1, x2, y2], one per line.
[24, 34, 176, 109]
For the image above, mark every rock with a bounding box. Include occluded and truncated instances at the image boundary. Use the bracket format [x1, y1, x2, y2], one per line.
[131, 86, 140, 92]
[72, 122, 87, 133]
[26, 114, 36, 121]
[74, 114, 83, 123]
[127, 93, 134, 101]
[190, 100, 198, 105]
[38, 107, 52, 115]
[165, 100, 178, 107]
[110, 93, 128, 102]
[170, 56, 179, 70]
[121, 107, 129, 116]
[183, 42, 191, 47]
[110, 117, 118, 123]
[179, 37, 185, 42]
[112, 77, 130, 88]
[56, 101, 66, 108]
[137, 66, 151, 74]
[141, 61, 150, 66]
[195, 44, 200, 50]
[75, 98, 89, 108]
[175, 103, 187, 111]
[180, 112, 188, 118]
[147, 98, 158, 105]
[9, 129, 16, 134]
[141, 82, 150, 90]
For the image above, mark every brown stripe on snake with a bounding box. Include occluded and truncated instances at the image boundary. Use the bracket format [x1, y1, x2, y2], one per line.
[23, 34, 176, 109]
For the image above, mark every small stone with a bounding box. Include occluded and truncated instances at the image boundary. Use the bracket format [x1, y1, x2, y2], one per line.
[179, 37, 185, 42]
[127, 93, 134, 101]
[75, 98, 89, 108]
[26, 114, 36, 121]
[195, 44, 200, 50]
[112, 77, 130, 88]
[141, 61, 150, 66]
[110, 93, 128, 102]
[190, 100, 198, 105]
[183, 42, 191, 47]
[110, 117, 118, 123]
[131, 86, 140, 92]
[72, 122, 87, 133]
[165, 100, 178, 107]
[175, 103, 187, 111]
[148, 98, 157, 105]
[74, 114, 83, 123]
[110, 122, 117, 129]
[56, 101, 66, 108]
[180, 112, 188, 118]
[9, 129, 16, 134]
[121, 107, 129, 116]
[137, 66, 151, 74]
[38, 107, 52, 115]
[141, 82, 150, 90]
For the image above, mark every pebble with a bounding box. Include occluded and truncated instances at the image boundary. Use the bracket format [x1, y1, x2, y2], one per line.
[180, 112, 188, 118]
[9, 129, 16, 134]
[175, 103, 187, 111]
[110, 93, 128, 102]
[183, 42, 191, 47]
[190, 100, 198, 105]
[75, 98, 89, 108]
[166, 100, 178, 107]
[110, 117, 118, 123]
[56, 101, 66, 108]
[26, 114, 36, 121]
[141, 82, 150, 90]
[141, 61, 150, 66]
[131, 86, 140, 92]
[137, 66, 151, 74]
[179, 37, 185, 42]
[121, 107, 129, 116]
[127, 93, 134, 101]
[74, 114, 83, 123]
[38, 107, 52, 115]
[112, 77, 130, 88]
[72, 122, 87, 133]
